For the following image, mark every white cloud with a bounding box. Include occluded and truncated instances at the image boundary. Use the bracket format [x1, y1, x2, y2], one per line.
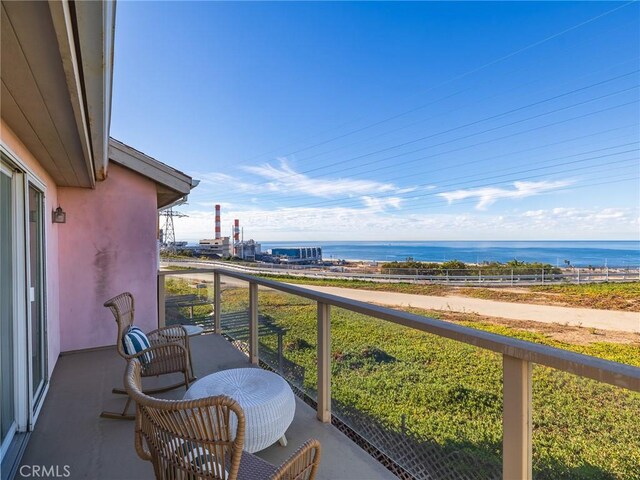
[522, 209, 545, 218]
[172, 205, 639, 242]
[437, 180, 573, 210]
[242, 158, 403, 198]
[361, 196, 403, 211]
[193, 172, 266, 194]
[594, 208, 626, 220]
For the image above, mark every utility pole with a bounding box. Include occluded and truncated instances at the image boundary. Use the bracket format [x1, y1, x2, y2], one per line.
[159, 208, 187, 254]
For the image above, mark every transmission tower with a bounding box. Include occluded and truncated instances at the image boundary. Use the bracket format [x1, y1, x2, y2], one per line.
[159, 208, 187, 253]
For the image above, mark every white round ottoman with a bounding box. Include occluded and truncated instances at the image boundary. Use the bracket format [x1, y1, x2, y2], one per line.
[183, 368, 296, 453]
[181, 324, 203, 336]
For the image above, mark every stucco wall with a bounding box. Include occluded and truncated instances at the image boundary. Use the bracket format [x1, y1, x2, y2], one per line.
[57, 163, 159, 352]
[0, 119, 61, 377]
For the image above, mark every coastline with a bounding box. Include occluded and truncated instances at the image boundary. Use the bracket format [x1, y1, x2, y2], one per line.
[286, 240, 640, 268]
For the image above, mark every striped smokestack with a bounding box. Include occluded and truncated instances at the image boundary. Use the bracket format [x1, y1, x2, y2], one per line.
[215, 204, 221, 239]
[233, 219, 240, 256]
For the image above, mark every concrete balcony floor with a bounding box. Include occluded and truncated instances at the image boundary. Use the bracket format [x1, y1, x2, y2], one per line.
[18, 333, 395, 480]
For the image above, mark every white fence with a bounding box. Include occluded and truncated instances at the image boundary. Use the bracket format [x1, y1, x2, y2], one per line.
[161, 258, 640, 286]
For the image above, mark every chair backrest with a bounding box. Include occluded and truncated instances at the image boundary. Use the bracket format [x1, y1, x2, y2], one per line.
[125, 359, 245, 480]
[104, 292, 135, 358]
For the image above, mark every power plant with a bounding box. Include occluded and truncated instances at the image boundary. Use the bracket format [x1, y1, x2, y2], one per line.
[194, 205, 262, 260]
[178, 203, 322, 264]
[197, 204, 232, 257]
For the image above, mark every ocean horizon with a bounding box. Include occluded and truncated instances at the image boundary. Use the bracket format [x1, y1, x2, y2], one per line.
[252, 240, 640, 267]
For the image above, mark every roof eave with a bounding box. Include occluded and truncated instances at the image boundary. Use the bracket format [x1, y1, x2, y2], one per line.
[107, 137, 196, 208]
[72, 0, 117, 182]
[48, 0, 96, 187]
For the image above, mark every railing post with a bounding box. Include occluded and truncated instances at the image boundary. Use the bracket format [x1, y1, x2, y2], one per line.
[541, 268, 544, 285]
[249, 282, 259, 365]
[317, 302, 331, 423]
[157, 273, 166, 328]
[214, 272, 221, 334]
[503, 354, 532, 480]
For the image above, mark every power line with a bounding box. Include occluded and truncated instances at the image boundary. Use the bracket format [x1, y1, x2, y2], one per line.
[225, 124, 638, 207]
[342, 126, 640, 187]
[231, 1, 637, 166]
[281, 58, 640, 167]
[288, 145, 639, 209]
[197, 124, 639, 210]
[222, 172, 639, 216]
[275, 147, 640, 210]
[393, 170, 640, 215]
[304, 167, 638, 215]
[247, 99, 638, 205]
[251, 81, 638, 185]
[382, 158, 639, 207]
[231, 143, 638, 213]
[343, 100, 638, 179]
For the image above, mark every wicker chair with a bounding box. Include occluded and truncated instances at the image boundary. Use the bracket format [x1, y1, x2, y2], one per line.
[125, 359, 322, 480]
[102, 292, 195, 420]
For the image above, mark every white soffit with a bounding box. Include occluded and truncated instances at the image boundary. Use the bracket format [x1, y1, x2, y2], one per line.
[1, 1, 92, 186]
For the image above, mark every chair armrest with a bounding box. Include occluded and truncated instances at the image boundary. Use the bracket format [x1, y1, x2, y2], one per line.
[129, 342, 190, 375]
[127, 342, 188, 361]
[147, 325, 188, 346]
[134, 405, 152, 461]
[270, 439, 321, 480]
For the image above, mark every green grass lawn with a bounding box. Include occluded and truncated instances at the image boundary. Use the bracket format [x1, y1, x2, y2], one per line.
[249, 288, 639, 480]
[529, 282, 640, 311]
[166, 277, 640, 479]
[257, 274, 640, 311]
[532, 282, 640, 296]
[164, 277, 214, 320]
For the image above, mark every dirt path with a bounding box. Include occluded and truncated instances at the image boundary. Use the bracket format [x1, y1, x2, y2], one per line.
[296, 285, 640, 333]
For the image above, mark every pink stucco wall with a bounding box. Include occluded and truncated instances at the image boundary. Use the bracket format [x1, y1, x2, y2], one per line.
[57, 163, 159, 352]
[1, 120, 61, 377]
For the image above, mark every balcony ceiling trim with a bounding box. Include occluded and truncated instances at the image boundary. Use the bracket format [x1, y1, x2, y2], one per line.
[47, 0, 95, 187]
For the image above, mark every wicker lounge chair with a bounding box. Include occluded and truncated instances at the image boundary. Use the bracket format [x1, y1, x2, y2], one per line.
[101, 292, 195, 420]
[125, 359, 321, 480]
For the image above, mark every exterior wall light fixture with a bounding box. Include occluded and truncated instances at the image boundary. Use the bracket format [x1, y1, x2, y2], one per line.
[52, 206, 66, 224]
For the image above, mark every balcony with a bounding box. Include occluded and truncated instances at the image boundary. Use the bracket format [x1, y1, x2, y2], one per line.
[18, 333, 393, 480]
[18, 268, 640, 480]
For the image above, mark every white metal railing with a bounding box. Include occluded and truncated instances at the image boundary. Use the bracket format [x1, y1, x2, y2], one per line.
[157, 267, 640, 480]
[160, 258, 640, 285]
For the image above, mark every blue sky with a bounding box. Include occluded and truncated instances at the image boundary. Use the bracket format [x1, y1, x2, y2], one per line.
[111, 1, 640, 242]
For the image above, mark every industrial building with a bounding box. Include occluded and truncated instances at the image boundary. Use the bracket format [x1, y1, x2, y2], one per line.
[197, 204, 231, 257]
[195, 205, 260, 259]
[236, 239, 262, 261]
[270, 246, 323, 264]
[198, 237, 231, 257]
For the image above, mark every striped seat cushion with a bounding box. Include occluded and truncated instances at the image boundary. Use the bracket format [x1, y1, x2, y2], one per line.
[123, 326, 153, 364]
[172, 439, 228, 479]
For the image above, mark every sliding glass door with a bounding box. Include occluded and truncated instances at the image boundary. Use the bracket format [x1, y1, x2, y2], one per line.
[28, 184, 46, 405]
[0, 151, 48, 471]
[0, 166, 16, 457]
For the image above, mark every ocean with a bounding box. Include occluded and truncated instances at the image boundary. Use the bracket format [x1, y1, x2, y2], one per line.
[259, 241, 640, 267]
